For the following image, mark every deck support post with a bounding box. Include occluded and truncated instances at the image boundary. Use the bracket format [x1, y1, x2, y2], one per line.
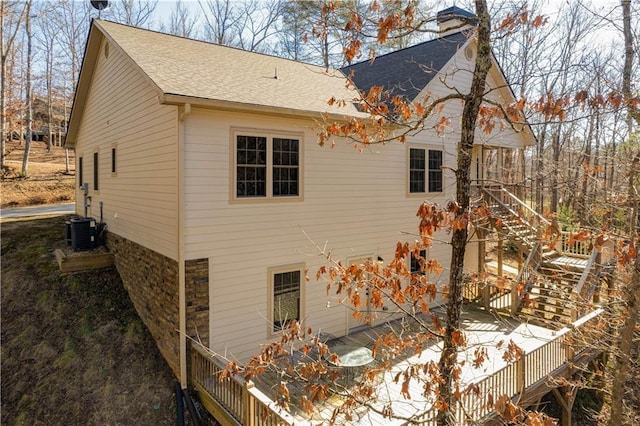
[517, 248, 524, 271]
[497, 237, 503, 277]
[551, 386, 576, 426]
[482, 278, 491, 310]
[516, 357, 525, 393]
[478, 228, 486, 275]
[243, 381, 255, 426]
[510, 280, 519, 316]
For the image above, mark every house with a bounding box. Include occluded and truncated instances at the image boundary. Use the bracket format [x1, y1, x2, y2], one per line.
[66, 9, 608, 425]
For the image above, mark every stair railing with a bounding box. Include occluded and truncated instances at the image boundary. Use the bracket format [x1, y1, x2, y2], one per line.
[480, 188, 545, 250]
[570, 248, 601, 320]
[511, 242, 542, 315]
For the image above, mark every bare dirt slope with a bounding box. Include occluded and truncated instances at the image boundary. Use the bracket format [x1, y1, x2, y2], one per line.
[1, 216, 177, 425]
[1, 141, 75, 208]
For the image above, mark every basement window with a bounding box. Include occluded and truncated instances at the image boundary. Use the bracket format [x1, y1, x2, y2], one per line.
[410, 249, 427, 275]
[269, 264, 305, 335]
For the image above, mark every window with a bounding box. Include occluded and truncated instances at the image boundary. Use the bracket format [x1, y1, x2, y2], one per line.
[409, 147, 443, 194]
[270, 265, 304, 333]
[235, 132, 300, 199]
[93, 152, 99, 190]
[409, 148, 425, 193]
[410, 249, 427, 275]
[78, 157, 83, 188]
[428, 150, 443, 192]
[111, 147, 116, 173]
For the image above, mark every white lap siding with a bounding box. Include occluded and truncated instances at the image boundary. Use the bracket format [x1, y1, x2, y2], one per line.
[183, 108, 453, 361]
[73, 38, 179, 260]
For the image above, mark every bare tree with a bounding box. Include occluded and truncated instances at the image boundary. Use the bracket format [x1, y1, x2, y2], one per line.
[51, 0, 91, 94]
[608, 1, 639, 423]
[21, 0, 32, 177]
[1, 0, 27, 169]
[34, 2, 58, 152]
[104, 0, 159, 28]
[235, 0, 283, 53]
[159, 0, 199, 38]
[198, 0, 241, 46]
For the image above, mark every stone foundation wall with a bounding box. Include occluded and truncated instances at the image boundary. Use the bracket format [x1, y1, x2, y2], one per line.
[107, 232, 180, 378]
[185, 258, 209, 346]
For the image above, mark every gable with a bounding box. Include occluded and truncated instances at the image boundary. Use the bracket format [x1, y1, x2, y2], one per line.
[340, 31, 471, 101]
[67, 20, 366, 148]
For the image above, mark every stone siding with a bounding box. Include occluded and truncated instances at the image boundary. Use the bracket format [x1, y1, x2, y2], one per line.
[185, 258, 210, 346]
[107, 232, 181, 378]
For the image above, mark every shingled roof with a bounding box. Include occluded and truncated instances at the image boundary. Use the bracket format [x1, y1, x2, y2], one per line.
[87, 20, 364, 116]
[340, 31, 471, 102]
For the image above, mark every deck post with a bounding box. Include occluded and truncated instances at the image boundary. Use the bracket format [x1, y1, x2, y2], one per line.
[510, 280, 518, 316]
[497, 237, 503, 277]
[552, 386, 576, 426]
[516, 357, 525, 393]
[517, 248, 523, 271]
[478, 228, 486, 275]
[243, 381, 255, 426]
[482, 279, 491, 310]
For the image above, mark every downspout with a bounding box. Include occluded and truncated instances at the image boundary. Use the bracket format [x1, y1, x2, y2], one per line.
[178, 103, 191, 387]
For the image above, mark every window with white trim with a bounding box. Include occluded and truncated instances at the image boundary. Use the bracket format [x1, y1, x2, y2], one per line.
[409, 148, 443, 193]
[270, 265, 304, 333]
[235, 132, 300, 199]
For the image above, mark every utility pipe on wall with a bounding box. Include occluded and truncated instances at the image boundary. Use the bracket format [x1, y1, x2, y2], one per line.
[178, 103, 191, 387]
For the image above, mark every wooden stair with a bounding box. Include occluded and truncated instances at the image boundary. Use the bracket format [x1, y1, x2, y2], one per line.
[477, 186, 605, 330]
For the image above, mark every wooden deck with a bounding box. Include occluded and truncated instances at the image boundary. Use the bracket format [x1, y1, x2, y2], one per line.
[190, 303, 605, 425]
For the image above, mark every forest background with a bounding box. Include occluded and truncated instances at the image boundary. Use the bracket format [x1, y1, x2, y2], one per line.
[1, 0, 638, 223]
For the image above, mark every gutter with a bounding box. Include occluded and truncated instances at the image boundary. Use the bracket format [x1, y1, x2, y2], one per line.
[158, 93, 368, 122]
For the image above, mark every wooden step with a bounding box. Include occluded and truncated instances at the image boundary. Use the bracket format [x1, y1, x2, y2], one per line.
[517, 310, 572, 329]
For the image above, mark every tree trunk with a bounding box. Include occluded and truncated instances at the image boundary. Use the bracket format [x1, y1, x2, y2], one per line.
[608, 153, 640, 426]
[437, 1, 491, 424]
[0, 2, 27, 169]
[551, 131, 560, 213]
[608, 3, 638, 422]
[535, 124, 546, 213]
[21, 1, 32, 177]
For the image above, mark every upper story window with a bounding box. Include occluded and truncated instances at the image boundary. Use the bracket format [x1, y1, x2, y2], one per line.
[234, 131, 301, 200]
[409, 147, 443, 194]
[111, 147, 116, 174]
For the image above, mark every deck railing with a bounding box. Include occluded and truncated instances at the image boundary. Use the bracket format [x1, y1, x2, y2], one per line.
[454, 307, 604, 423]
[462, 277, 512, 313]
[560, 231, 592, 258]
[512, 242, 542, 313]
[189, 341, 295, 426]
[190, 307, 603, 426]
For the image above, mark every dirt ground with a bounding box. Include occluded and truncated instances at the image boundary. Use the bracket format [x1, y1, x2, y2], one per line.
[1, 140, 75, 208]
[1, 216, 177, 425]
